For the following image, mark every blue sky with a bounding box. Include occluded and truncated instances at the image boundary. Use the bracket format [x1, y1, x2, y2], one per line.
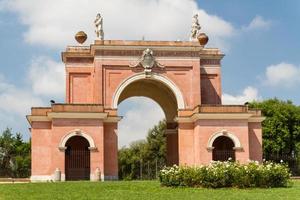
[0, 0, 299, 146]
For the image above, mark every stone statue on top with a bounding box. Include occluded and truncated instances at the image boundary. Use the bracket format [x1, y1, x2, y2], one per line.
[190, 14, 201, 41]
[94, 13, 104, 40]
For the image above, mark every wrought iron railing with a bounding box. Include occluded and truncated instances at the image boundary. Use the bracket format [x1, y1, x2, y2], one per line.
[264, 154, 300, 176]
[213, 150, 236, 161]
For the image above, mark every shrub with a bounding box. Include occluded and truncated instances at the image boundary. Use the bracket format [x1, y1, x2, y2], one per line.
[158, 161, 291, 188]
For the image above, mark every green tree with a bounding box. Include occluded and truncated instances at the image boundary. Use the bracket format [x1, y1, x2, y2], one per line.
[118, 140, 147, 180]
[0, 128, 31, 178]
[118, 120, 166, 180]
[145, 120, 166, 163]
[249, 98, 300, 157]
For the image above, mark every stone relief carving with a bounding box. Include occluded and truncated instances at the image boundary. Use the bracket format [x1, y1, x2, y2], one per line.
[94, 13, 104, 40]
[130, 48, 164, 74]
[190, 14, 201, 41]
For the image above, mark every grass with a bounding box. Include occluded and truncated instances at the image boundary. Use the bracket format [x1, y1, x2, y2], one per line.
[0, 180, 299, 200]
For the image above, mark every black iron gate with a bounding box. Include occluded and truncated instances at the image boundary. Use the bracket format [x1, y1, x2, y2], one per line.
[65, 136, 90, 181]
[213, 150, 235, 161]
[65, 148, 90, 180]
[212, 136, 236, 161]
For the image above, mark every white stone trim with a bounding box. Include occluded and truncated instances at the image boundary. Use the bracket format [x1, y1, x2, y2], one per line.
[88, 147, 97, 151]
[103, 116, 122, 123]
[207, 130, 242, 150]
[93, 45, 203, 52]
[27, 112, 110, 124]
[193, 113, 252, 120]
[165, 129, 178, 135]
[61, 174, 66, 181]
[248, 117, 266, 122]
[58, 147, 67, 151]
[90, 173, 98, 181]
[48, 112, 108, 119]
[95, 56, 200, 61]
[200, 65, 221, 69]
[101, 174, 105, 181]
[27, 116, 50, 124]
[112, 72, 185, 109]
[59, 129, 96, 149]
[176, 113, 253, 123]
[30, 175, 52, 182]
[30, 173, 66, 182]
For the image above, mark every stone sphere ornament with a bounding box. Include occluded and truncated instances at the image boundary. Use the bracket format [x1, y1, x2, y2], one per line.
[197, 33, 209, 46]
[75, 31, 87, 44]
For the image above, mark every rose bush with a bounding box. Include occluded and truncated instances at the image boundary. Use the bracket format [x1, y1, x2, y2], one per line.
[158, 161, 291, 188]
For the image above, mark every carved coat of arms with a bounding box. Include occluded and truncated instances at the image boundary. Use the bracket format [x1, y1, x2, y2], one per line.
[130, 48, 164, 74]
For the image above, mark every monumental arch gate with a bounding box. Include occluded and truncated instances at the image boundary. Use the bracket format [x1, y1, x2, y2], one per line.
[27, 40, 264, 181]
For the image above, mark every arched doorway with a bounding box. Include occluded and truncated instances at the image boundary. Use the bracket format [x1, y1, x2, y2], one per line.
[65, 136, 90, 180]
[115, 77, 180, 166]
[212, 136, 235, 161]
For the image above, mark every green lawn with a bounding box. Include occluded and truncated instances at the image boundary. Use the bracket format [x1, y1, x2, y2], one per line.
[0, 180, 299, 200]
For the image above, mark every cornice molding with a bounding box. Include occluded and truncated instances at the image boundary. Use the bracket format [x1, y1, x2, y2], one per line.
[48, 112, 108, 119]
[26, 115, 51, 124]
[62, 40, 224, 63]
[248, 117, 266, 123]
[175, 113, 260, 123]
[27, 112, 122, 124]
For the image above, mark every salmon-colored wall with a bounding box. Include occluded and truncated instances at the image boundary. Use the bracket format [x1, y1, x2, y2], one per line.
[248, 122, 263, 162]
[31, 122, 52, 176]
[52, 119, 104, 176]
[66, 58, 203, 109]
[66, 66, 94, 103]
[31, 119, 105, 179]
[178, 123, 195, 165]
[193, 119, 250, 164]
[200, 67, 222, 104]
[70, 73, 92, 103]
[104, 123, 118, 178]
[96, 59, 201, 108]
[197, 119, 249, 163]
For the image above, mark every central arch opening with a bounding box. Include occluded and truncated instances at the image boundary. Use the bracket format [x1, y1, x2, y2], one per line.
[65, 136, 90, 181]
[116, 77, 180, 179]
[117, 79, 178, 121]
[118, 97, 165, 147]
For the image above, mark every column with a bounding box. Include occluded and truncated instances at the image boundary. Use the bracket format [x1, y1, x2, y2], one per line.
[178, 122, 195, 166]
[103, 122, 118, 180]
[166, 129, 179, 166]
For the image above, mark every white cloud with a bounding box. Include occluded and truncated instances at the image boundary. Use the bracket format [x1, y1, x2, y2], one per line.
[0, 56, 65, 138]
[222, 86, 260, 105]
[118, 97, 164, 148]
[243, 15, 271, 31]
[264, 62, 300, 87]
[28, 56, 65, 98]
[0, 75, 44, 138]
[0, 77, 43, 116]
[1, 0, 235, 50]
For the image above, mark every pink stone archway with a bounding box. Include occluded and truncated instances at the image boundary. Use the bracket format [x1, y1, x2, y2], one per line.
[27, 40, 264, 181]
[112, 72, 185, 109]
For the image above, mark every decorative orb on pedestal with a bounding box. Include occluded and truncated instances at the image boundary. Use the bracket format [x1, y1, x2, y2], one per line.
[197, 33, 209, 46]
[75, 31, 87, 44]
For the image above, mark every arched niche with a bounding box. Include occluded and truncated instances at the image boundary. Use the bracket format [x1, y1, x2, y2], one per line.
[58, 129, 97, 151]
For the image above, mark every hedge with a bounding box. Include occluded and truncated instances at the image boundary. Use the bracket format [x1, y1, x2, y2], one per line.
[158, 161, 291, 188]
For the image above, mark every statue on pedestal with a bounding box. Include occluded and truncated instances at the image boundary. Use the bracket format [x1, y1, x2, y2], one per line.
[94, 13, 104, 40]
[190, 14, 201, 41]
